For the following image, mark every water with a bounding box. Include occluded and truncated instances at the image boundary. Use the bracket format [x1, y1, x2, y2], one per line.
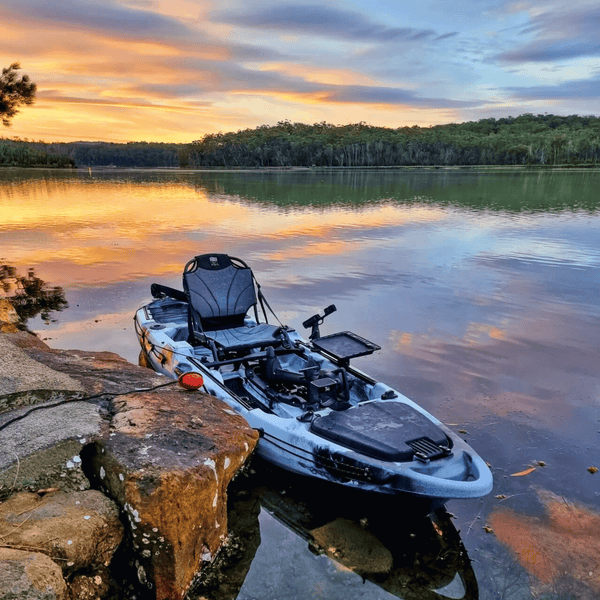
[2, 167, 600, 599]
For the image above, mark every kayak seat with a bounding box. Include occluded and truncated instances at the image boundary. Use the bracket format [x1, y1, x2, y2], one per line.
[201, 323, 284, 353]
[183, 253, 284, 358]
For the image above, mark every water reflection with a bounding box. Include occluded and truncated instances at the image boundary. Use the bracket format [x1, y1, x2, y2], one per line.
[185, 169, 600, 213]
[3, 168, 600, 598]
[191, 460, 478, 600]
[489, 488, 600, 600]
[0, 264, 68, 325]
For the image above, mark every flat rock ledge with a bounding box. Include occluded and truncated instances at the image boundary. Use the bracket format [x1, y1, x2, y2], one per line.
[0, 319, 259, 600]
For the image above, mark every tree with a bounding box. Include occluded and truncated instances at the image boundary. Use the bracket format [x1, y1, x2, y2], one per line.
[0, 63, 37, 127]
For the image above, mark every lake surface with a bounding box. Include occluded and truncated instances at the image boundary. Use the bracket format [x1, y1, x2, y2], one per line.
[2, 167, 600, 599]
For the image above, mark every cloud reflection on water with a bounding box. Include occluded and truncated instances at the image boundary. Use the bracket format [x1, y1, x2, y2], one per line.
[0, 176, 448, 286]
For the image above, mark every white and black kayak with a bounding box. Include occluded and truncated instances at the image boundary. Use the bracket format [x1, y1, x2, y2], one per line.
[134, 253, 493, 502]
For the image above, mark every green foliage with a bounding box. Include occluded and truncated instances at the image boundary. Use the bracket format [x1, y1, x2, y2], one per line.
[0, 63, 36, 127]
[55, 141, 181, 167]
[0, 138, 75, 167]
[3, 113, 600, 169]
[0, 139, 76, 167]
[31, 141, 180, 167]
[186, 114, 600, 168]
[0, 139, 182, 168]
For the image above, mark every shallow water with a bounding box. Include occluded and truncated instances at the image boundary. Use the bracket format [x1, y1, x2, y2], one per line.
[2, 167, 600, 599]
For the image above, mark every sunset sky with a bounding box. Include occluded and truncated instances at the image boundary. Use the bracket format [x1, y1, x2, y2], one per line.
[1, 0, 599, 142]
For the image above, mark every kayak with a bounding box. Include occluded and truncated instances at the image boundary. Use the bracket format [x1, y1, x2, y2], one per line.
[134, 253, 493, 501]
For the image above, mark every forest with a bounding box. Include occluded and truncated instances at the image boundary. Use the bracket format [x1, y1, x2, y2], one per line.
[0, 138, 75, 167]
[187, 114, 600, 168]
[2, 113, 600, 168]
[0, 139, 180, 168]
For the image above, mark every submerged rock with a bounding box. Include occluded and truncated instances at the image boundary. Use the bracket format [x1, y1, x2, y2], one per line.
[310, 517, 393, 574]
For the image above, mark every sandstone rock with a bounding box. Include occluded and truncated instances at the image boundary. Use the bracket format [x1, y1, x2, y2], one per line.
[1, 332, 260, 598]
[310, 517, 393, 574]
[0, 298, 20, 333]
[0, 548, 67, 600]
[0, 332, 161, 493]
[0, 490, 123, 574]
[12, 341, 167, 397]
[67, 570, 111, 600]
[187, 479, 262, 600]
[2, 330, 50, 351]
[0, 335, 83, 413]
[84, 388, 259, 600]
[0, 401, 103, 493]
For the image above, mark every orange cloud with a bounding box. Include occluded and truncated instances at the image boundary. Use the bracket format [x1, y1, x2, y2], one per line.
[256, 62, 383, 87]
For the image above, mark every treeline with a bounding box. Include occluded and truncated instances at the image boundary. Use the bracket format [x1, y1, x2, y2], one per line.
[0, 138, 75, 167]
[0, 139, 182, 168]
[3, 113, 600, 169]
[43, 141, 182, 167]
[188, 114, 600, 168]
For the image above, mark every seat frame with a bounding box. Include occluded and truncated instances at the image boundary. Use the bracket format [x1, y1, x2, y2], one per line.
[182, 253, 285, 360]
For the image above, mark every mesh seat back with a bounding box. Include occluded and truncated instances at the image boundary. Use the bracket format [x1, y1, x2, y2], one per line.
[183, 254, 256, 329]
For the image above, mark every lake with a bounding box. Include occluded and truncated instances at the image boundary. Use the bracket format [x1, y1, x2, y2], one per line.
[1, 167, 599, 599]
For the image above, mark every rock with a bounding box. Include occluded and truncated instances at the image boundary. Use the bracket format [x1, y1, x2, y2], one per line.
[1, 330, 261, 598]
[0, 298, 20, 333]
[1, 330, 50, 351]
[84, 388, 259, 600]
[0, 335, 83, 413]
[0, 547, 67, 600]
[11, 340, 168, 397]
[310, 517, 393, 574]
[0, 333, 103, 494]
[187, 479, 262, 600]
[0, 490, 123, 574]
[0, 331, 167, 495]
[67, 570, 111, 600]
[0, 400, 104, 493]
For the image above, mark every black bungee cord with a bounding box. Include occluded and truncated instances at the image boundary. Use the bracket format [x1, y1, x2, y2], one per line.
[0, 379, 179, 434]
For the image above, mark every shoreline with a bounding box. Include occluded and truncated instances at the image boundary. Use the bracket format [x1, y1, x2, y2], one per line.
[0, 305, 259, 600]
[3, 163, 600, 173]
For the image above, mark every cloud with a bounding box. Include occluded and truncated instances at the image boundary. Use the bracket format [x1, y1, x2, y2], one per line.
[506, 74, 600, 100]
[213, 3, 453, 44]
[0, 0, 280, 63]
[320, 85, 480, 108]
[1, 0, 194, 41]
[496, 4, 600, 63]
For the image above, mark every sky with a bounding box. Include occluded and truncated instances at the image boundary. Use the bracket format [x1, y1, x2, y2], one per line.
[1, 0, 599, 142]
